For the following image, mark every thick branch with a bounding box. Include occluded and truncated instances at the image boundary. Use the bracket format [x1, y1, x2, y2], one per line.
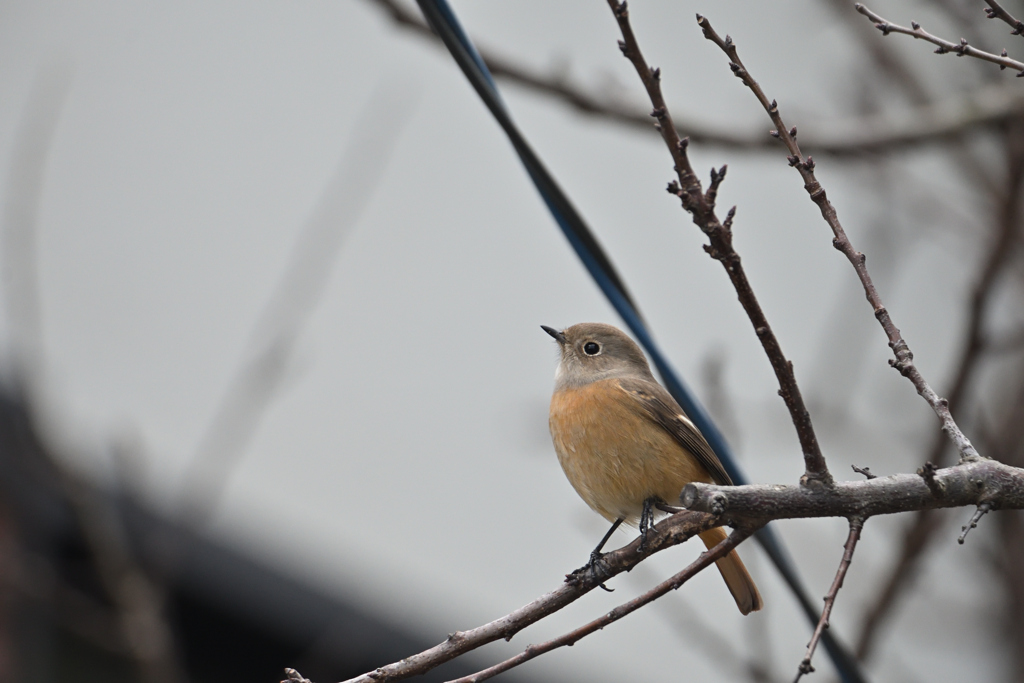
[698, 15, 982, 465]
[856, 4, 1024, 74]
[681, 459, 1024, 525]
[608, 0, 832, 486]
[447, 528, 755, 683]
[795, 517, 865, 682]
[338, 511, 718, 683]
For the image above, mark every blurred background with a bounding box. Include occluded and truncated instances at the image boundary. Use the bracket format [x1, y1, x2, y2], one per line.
[0, 0, 1022, 681]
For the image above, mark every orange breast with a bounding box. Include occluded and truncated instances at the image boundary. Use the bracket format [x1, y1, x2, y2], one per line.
[549, 379, 712, 524]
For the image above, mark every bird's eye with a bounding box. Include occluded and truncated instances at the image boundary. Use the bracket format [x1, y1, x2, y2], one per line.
[583, 341, 601, 356]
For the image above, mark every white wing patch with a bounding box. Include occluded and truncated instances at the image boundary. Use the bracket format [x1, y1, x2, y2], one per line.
[676, 413, 696, 430]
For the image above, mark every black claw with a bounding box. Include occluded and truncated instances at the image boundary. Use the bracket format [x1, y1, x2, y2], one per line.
[637, 497, 660, 553]
[566, 517, 624, 587]
[568, 550, 614, 589]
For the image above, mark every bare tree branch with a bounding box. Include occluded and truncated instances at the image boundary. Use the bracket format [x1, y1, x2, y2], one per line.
[365, 0, 1024, 156]
[856, 4, 1024, 74]
[312, 453, 1024, 683]
[681, 459, 1024, 523]
[794, 517, 865, 682]
[957, 502, 992, 543]
[335, 511, 720, 683]
[606, 0, 832, 487]
[446, 528, 755, 683]
[698, 14, 983, 467]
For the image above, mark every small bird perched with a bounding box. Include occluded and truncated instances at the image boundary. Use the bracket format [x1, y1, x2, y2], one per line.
[543, 322, 762, 615]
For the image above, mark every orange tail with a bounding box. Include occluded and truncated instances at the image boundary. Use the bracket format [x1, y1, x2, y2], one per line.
[698, 527, 763, 615]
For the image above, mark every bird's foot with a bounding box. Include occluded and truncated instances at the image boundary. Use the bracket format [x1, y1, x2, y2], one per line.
[638, 497, 660, 553]
[566, 551, 613, 590]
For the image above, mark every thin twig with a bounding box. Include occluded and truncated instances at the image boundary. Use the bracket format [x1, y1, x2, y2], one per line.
[607, 0, 832, 487]
[445, 528, 756, 683]
[794, 518, 865, 682]
[337, 511, 719, 683]
[855, 4, 1024, 74]
[958, 502, 992, 544]
[851, 465, 876, 480]
[698, 15, 982, 467]
[984, 0, 1024, 37]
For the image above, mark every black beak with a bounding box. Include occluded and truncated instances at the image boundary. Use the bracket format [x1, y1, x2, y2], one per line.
[541, 325, 567, 344]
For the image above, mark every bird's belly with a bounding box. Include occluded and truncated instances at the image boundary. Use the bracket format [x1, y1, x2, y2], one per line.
[549, 381, 710, 525]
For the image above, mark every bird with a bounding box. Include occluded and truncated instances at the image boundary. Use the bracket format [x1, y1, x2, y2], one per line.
[542, 322, 762, 615]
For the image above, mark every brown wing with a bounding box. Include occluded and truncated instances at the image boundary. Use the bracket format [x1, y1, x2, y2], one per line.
[615, 377, 733, 486]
